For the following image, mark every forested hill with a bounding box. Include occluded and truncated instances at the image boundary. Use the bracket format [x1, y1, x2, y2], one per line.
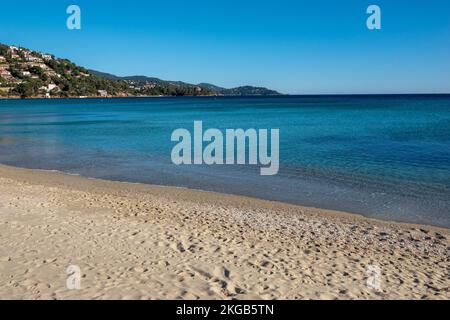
[89, 70, 281, 97]
[0, 43, 281, 98]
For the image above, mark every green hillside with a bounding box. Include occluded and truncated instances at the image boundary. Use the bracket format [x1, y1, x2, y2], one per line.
[0, 43, 281, 98]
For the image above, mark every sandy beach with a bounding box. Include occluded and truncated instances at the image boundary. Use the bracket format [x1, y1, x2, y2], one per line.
[0, 164, 448, 300]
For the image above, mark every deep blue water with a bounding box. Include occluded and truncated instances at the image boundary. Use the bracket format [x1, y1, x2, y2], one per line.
[0, 95, 449, 227]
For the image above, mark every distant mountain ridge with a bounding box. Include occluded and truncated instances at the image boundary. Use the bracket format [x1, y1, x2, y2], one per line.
[89, 70, 281, 96]
[0, 42, 281, 98]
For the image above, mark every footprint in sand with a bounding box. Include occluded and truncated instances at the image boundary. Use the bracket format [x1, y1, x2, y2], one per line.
[188, 265, 246, 298]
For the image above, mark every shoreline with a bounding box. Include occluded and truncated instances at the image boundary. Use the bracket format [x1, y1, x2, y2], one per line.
[0, 163, 449, 300]
[0, 94, 286, 101]
[1, 164, 448, 233]
[1, 93, 450, 101]
[0, 95, 219, 100]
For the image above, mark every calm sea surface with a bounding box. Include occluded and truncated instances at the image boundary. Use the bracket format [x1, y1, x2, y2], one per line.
[1, 95, 449, 227]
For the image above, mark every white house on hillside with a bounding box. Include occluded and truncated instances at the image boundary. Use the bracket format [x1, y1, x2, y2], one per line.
[0, 70, 11, 76]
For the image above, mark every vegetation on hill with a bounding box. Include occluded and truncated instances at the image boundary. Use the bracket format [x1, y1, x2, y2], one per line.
[0, 43, 281, 98]
[203, 85, 281, 96]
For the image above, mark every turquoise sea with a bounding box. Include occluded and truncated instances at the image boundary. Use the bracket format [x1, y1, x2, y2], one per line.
[0, 95, 449, 227]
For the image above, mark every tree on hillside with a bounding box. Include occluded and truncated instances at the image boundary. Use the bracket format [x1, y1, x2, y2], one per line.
[13, 79, 43, 98]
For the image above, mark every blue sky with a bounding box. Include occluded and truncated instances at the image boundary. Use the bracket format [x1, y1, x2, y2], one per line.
[1, 0, 449, 94]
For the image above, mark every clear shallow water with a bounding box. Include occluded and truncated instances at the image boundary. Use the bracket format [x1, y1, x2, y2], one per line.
[0, 95, 449, 227]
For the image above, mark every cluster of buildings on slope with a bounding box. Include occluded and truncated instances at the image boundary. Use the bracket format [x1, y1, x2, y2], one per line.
[0, 45, 96, 98]
[0, 53, 14, 96]
[0, 46, 59, 96]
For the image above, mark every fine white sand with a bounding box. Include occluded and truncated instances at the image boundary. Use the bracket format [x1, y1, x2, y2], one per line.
[0, 164, 448, 300]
